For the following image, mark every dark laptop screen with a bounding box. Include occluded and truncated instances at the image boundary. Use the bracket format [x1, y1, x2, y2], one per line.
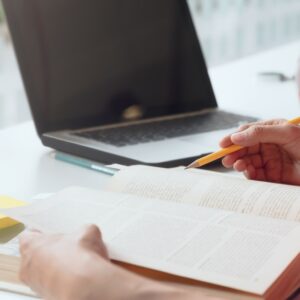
[3, 0, 217, 134]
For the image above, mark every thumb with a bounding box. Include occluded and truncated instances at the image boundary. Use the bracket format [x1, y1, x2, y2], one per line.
[78, 224, 102, 245]
[77, 225, 109, 258]
[231, 124, 299, 146]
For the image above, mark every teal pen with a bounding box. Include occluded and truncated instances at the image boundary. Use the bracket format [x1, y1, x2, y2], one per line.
[54, 152, 119, 176]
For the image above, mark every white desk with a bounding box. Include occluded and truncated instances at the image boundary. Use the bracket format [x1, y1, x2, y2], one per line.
[210, 40, 300, 119]
[0, 122, 110, 200]
[1, 41, 300, 299]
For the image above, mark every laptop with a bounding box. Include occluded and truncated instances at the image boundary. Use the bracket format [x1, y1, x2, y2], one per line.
[3, 0, 256, 167]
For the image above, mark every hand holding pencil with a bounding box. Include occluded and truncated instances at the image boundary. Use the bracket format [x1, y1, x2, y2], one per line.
[186, 117, 300, 186]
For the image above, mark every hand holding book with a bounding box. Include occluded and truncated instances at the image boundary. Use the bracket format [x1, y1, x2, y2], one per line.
[19, 226, 215, 300]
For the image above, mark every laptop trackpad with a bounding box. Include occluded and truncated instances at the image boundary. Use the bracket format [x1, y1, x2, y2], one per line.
[179, 128, 235, 148]
[120, 128, 235, 164]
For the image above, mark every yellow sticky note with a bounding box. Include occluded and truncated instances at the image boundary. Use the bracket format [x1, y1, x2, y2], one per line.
[0, 196, 27, 229]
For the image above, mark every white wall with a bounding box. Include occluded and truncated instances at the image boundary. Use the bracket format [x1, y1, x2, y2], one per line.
[189, 0, 300, 65]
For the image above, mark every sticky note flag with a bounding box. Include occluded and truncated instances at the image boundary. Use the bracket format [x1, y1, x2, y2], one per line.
[0, 196, 27, 229]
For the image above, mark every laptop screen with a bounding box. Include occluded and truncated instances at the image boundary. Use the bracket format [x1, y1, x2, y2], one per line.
[3, 0, 217, 134]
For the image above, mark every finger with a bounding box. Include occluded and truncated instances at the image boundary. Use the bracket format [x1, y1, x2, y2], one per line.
[219, 135, 233, 148]
[253, 168, 267, 181]
[264, 158, 282, 183]
[219, 119, 288, 148]
[220, 119, 288, 148]
[233, 159, 247, 172]
[238, 119, 287, 130]
[222, 157, 232, 168]
[222, 149, 247, 168]
[260, 143, 281, 161]
[245, 144, 260, 155]
[222, 157, 230, 168]
[219, 127, 247, 148]
[244, 164, 257, 179]
[233, 156, 263, 179]
[236, 161, 258, 180]
[249, 154, 263, 168]
[231, 124, 299, 147]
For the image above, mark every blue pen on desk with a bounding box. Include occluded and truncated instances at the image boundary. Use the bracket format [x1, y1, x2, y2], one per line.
[54, 152, 119, 176]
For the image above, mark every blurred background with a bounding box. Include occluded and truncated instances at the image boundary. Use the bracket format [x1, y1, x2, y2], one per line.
[0, 0, 300, 129]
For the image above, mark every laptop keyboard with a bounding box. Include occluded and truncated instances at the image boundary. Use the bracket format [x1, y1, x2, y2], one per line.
[73, 111, 256, 147]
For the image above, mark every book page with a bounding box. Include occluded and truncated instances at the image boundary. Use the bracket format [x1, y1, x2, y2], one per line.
[105, 166, 300, 222]
[2, 187, 300, 296]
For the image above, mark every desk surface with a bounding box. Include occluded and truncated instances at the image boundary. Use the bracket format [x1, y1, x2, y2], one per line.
[211, 40, 300, 119]
[1, 41, 300, 299]
[0, 122, 110, 201]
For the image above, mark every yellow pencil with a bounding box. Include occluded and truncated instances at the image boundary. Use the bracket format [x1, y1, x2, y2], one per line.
[186, 116, 300, 169]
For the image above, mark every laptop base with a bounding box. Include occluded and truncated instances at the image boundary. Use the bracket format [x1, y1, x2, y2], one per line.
[42, 134, 214, 168]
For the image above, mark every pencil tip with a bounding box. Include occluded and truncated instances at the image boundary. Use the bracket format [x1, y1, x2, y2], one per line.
[185, 161, 199, 170]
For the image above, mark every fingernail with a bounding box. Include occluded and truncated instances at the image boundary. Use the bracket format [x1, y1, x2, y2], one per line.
[231, 132, 244, 143]
[244, 170, 250, 179]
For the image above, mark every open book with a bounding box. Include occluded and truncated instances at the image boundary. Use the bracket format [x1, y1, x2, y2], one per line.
[2, 166, 300, 300]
